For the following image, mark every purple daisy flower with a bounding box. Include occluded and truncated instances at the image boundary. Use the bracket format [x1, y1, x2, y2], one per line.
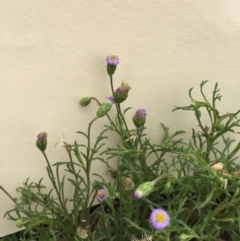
[36, 132, 48, 151]
[106, 55, 119, 65]
[37, 132, 47, 141]
[135, 109, 147, 120]
[150, 208, 170, 230]
[97, 189, 108, 202]
[133, 109, 147, 128]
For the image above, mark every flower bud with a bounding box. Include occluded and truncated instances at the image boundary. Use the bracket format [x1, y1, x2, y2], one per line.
[134, 175, 168, 199]
[133, 109, 147, 128]
[96, 97, 115, 118]
[114, 82, 131, 104]
[124, 177, 135, 191]
[106, 55, 119, 76]
[217, 176, 225, 184]
[210, 162, 224, 171]
[164, 179, 172, 192]
[134, 181, 154, 198]
[16, 217, 30, 228]
[216, 122, 225, 131]
[80, 97, 91, 106]
[97, 189, 108, 202]
[36, 132, 47, 152]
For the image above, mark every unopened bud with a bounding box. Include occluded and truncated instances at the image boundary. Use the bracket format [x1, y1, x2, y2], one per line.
[134, 181, 154, 198]
[96, 97, 115, 118]
[80, 97, 91, 106]
[132, 109, 147, 128]
[216, 122, 225, 131]
[134, 174, 168, 199]
[210, 162, 224, 171]
[36, 132, 47, 151]
[16, 217, 30, 228]
[164, 179, 171, 191]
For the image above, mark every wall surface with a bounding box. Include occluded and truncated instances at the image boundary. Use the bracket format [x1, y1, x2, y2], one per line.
[1, 0, 240, 237]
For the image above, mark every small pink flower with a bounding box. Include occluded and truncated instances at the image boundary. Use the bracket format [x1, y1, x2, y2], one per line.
[37, 132, 47, 141]
[150, 208, 170, 230]
[97, 189, 108, 202]
[106, 55, 119, 65]
[135, 109, 147, 120]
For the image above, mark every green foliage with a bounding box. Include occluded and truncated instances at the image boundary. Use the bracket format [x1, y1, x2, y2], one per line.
[1, 67, 240, 241]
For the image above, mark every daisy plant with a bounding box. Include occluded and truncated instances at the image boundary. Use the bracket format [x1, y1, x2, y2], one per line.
[2, 56, 240, 241]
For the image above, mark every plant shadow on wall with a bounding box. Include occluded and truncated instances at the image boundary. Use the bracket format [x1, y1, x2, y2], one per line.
[1, 55, 240, 241]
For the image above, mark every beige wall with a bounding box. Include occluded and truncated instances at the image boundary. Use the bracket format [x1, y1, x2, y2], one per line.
[1, 1, 240, 236]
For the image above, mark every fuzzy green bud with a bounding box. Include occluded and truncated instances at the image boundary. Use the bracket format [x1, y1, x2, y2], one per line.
[217, 175, 225, 184]
[134, 181, 154, 198]
[216, 122, 225, 131]
[16, 217, 30, 228]
[80, 97, 91, 106]
[96, 97, 115, 118]
[134, 174, 168, 199]
[164, 179, 172, 192]
[36, 132, 47, 152]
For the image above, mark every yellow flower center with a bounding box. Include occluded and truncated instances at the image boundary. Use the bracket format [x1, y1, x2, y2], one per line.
[110, 55, 117, 60]
[156, 213, 166, 223]
[98, 191, 106, 199]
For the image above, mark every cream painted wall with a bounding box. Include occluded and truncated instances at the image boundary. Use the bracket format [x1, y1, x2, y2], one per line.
[1, 0, 240, 237]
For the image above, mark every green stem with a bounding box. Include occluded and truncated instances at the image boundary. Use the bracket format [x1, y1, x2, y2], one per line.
[109, 75, 126, 136]
[0, 185, 17, 204]
[117, 104, 130, 137]
[136, 128, 143, 150]
[227, 141, 240, 160]
[110, 75, 114, 97]
[42, 151, 56, 183]
[0, 186, 21, 217]
[67, 149, 79, 227]
[136, 127, 148, 172]
[42, 151, 68, 215]
[86, 117, 97, 182]
[83, 117, 98, 215]
[100, 202, 111, 237]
